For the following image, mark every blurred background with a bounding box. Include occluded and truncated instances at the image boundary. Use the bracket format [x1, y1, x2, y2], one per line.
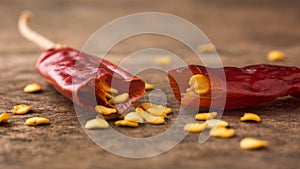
[2, 0, 300, 65]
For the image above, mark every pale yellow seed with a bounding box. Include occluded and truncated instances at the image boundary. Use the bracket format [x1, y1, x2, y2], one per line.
[84, 118, 109, 129]
[155, 56, 172, 65]
[140, 111, 165, 125]
[103, 85, 118, 94]
[12, 104, 32, 115]
[184, 123, 207, 133]
[95, 105, 117, 115]
[205, 119, 229, 128]
[124, 112, 144, 123]
[240, 113, 261, 122]
[267, 50, 285, 62]
[195, 112, 218, 121]
[25, 117, 50, 126]
[240, 137, 268, 150]
[188, 74, 211, 95]
[198, 43, 216, 53]
[145, 83, 154, 90]
[210, 127, 235, 138]
[140, 103, 172, 116]
[109, 93, 129, 104]
[105, 92, 113, 99]
[164, 108, 173, 115]
[0, 112, 10, 123]
[135, 107, 144, 113]
[23, 83, 42, 93]
[115, 120, 139, 127]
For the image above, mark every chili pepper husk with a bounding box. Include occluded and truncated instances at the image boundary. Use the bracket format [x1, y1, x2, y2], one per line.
[168, 64, 300, 110]
[36, 47, 145, 118]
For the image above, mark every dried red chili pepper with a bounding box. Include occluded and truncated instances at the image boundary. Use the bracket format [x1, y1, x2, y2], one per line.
[18, 11, 145, 118]
[168, 64, 300, 110]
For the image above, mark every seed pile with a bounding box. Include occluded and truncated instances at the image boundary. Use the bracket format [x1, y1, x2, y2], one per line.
[87, 102, 172, 129]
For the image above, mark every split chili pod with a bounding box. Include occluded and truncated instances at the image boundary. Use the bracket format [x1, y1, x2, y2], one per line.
[168, 64, 300, 110]
[18, 11, 145, 118]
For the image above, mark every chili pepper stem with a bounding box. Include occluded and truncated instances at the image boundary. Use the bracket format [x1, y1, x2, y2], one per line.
[18, 11, 63, 50]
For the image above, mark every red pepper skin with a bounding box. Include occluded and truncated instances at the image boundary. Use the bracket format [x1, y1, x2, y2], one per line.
[168, 64, 300, 110]
[36, 47, 145, 115]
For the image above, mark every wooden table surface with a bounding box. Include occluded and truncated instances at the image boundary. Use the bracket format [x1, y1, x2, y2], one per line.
[1, 0, 300, 169]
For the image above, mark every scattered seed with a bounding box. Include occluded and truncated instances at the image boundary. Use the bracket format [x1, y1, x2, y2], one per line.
[124, 112, 144, 123]
[195, 112, 218, 120]
[25, 117, 50, 126]
[184, 122, 207, 133]
[145, 83, 154, 90]
[109, 93, 129, 104]
[0, 112, 10, 123]
[188, 74, 211, 95]
[240, 113, 261, 122]
[141, 102, 172, 116]
[240, 137, 268, 150]
[115, 120, 139, 127]
[155, 56, 172, 65]
[85, 118, 109, 129]
[205, 119, 229, 128]
[210, 127, 235, 138]
[267, 50, 285, 62]
[23, 83, 42, 93]
[95, 105, 117, 115]
[140, 111, 165, 125]
[12, 104, 32, 115]
[198, 43, 216, 53]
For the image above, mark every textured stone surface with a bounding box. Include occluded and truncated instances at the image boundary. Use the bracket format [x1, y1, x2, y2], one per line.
[0, 0, 299, 169]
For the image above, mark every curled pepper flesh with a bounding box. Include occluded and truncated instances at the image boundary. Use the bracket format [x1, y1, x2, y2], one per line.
[168, 64, 300, 110]
[37, 48, 145, 115]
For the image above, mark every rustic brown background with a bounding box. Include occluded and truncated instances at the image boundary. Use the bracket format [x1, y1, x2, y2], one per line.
[0, 0, 300, 169]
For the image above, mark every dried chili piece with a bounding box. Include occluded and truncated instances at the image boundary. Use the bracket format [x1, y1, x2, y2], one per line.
[18, 11, 145, 118]
[168, 64, 300, 110]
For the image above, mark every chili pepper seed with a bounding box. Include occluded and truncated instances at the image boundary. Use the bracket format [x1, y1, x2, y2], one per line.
[198, 43, 216, 53]
[210, 127, 235, 138]
[195, 112, 218, 121]
[145, 83, 154, 90]
[240, 113, 261, 122]
[85, 118, 109, 129]
[140, 111, 165, 125]
[95, 105, 117, 115]
[188, 74, 211, 95]
[23, 83, 42, 93]
[205, 119, 229, 128]
[267, 50, 285, 62]
[184, 122, 207, 133]
[109, 93, 129, 104]
[25, 117, 50, 126]
[0, 112, 10, 123]
[240, 137, 268, 150]
[124, 112, 144, 123]
[141, 103, 172, 116]
[12, 104, 32, 115]
[155, 56, 171, 65]
[115, 120, 139, 127]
